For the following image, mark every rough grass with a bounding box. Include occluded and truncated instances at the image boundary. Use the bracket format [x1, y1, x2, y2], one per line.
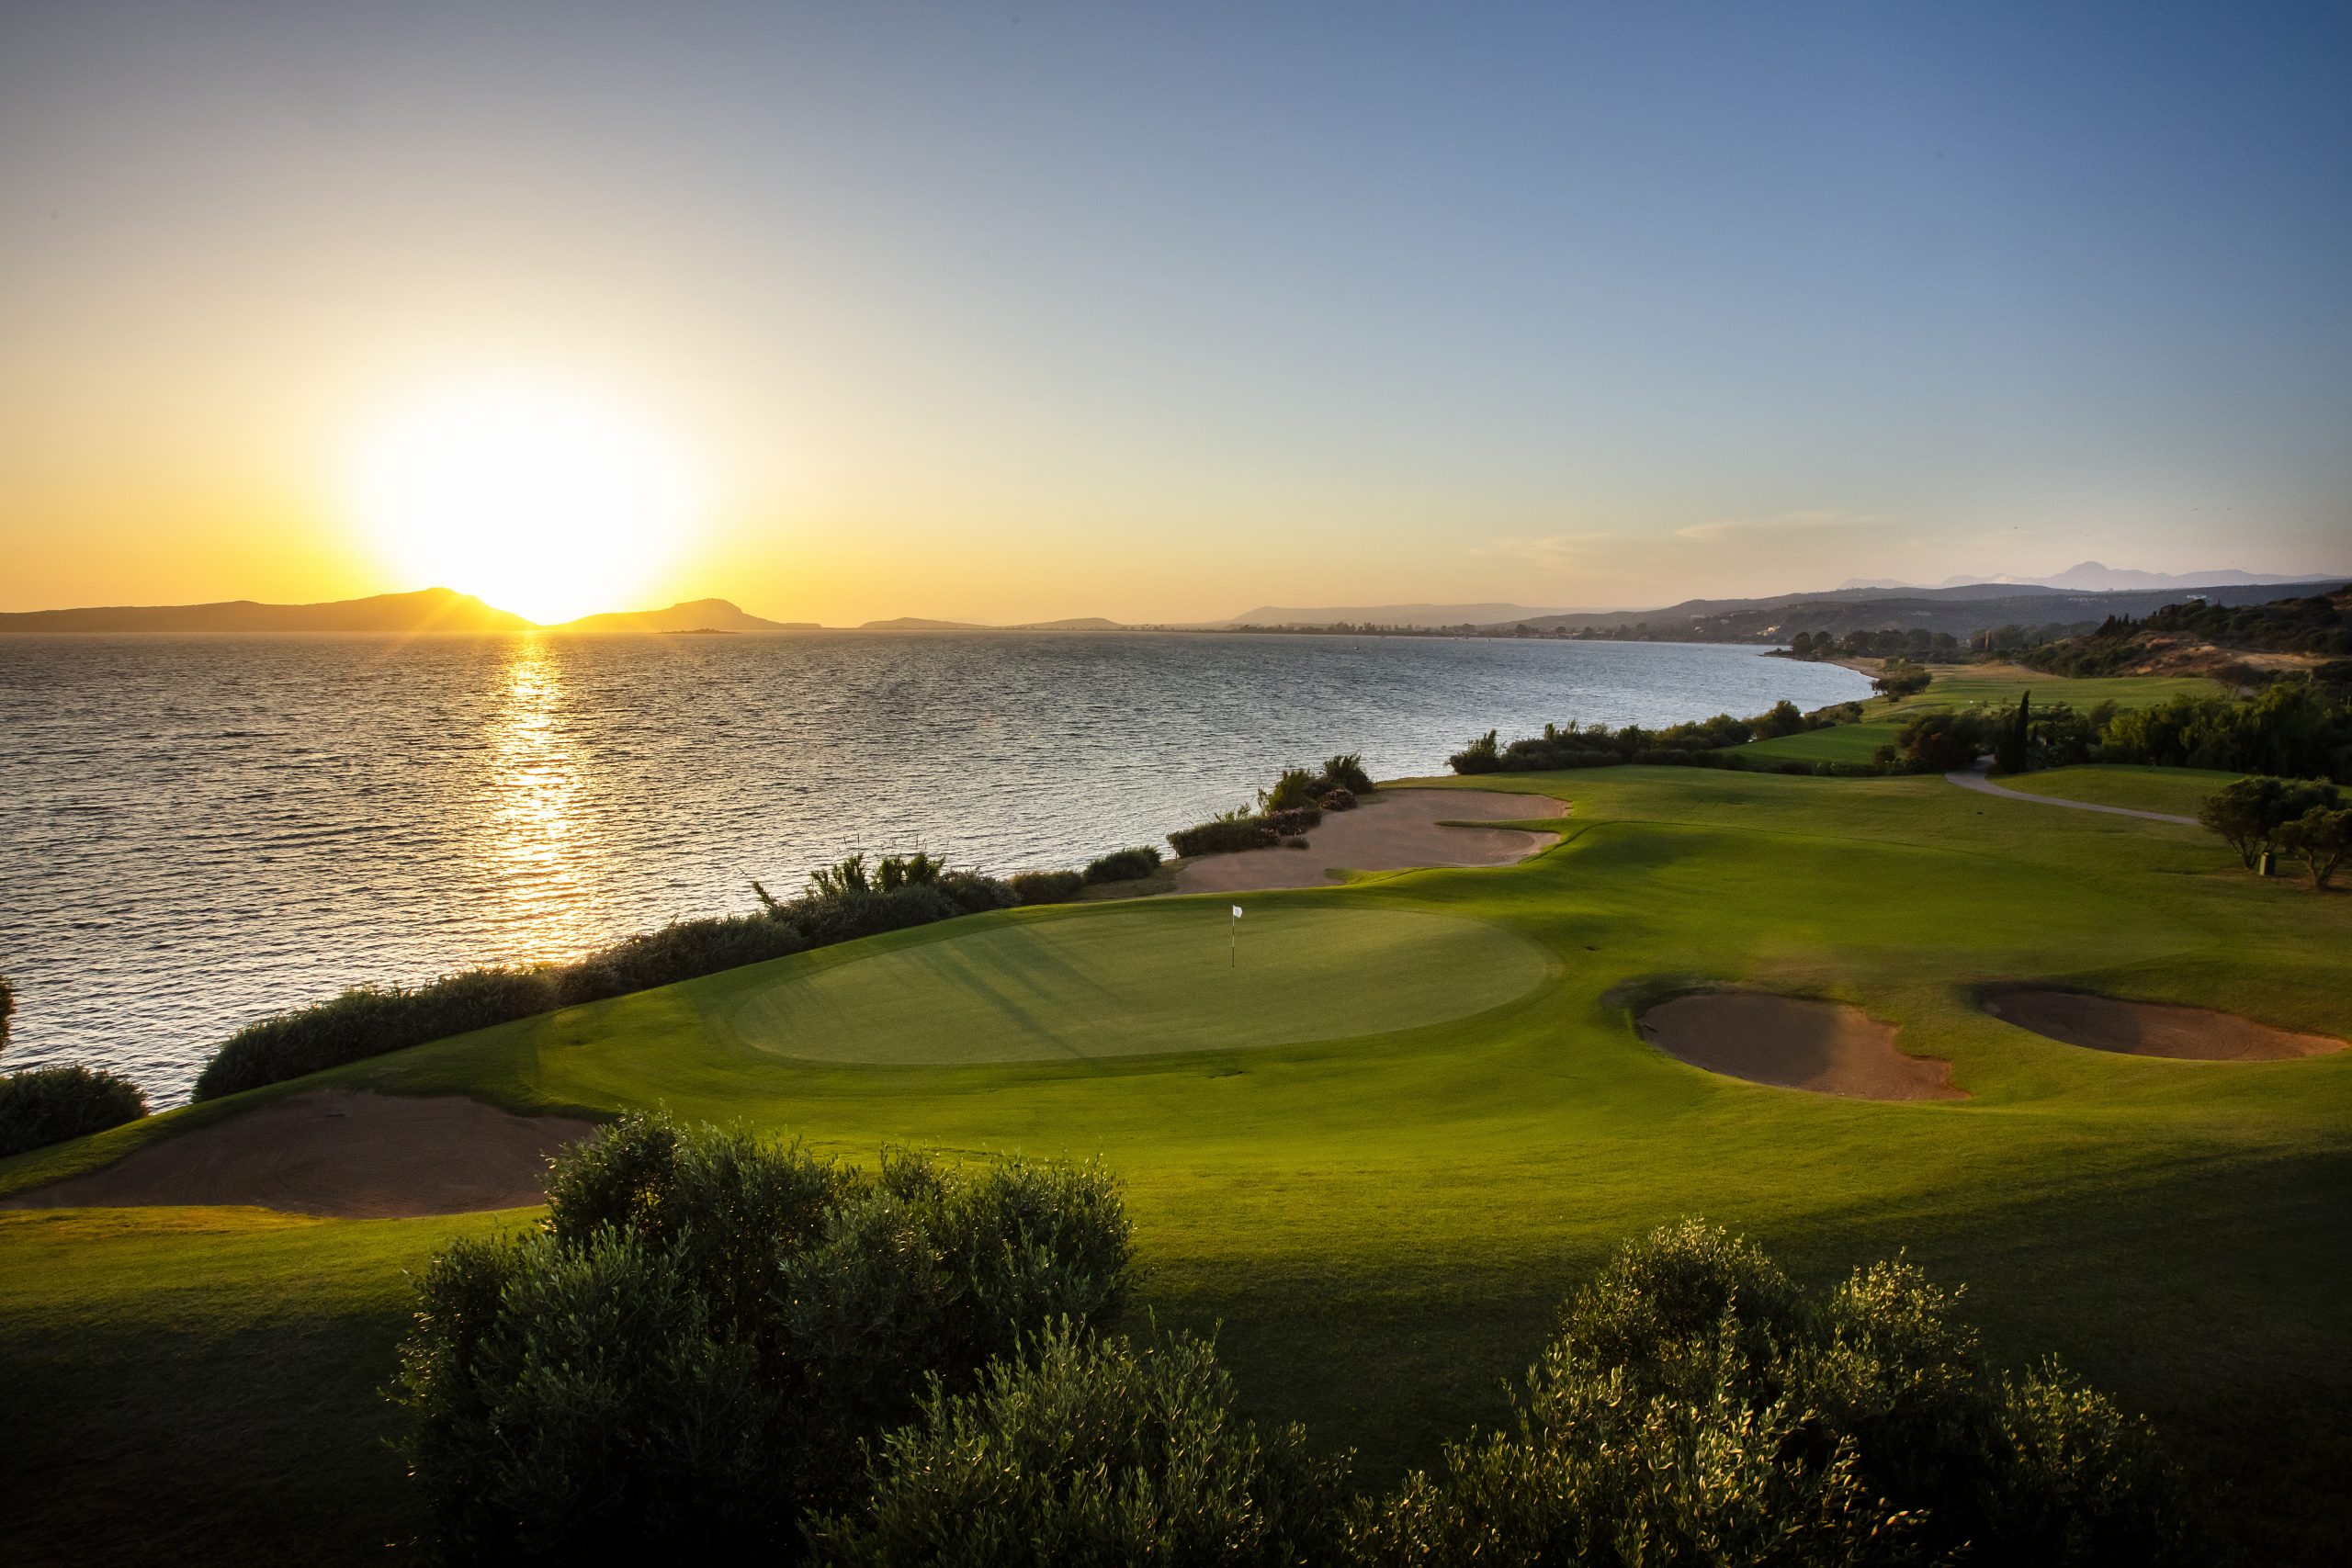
[2, 761, 2346, 1565]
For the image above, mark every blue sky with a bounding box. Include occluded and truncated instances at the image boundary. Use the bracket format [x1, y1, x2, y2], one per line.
[2, 2, 2346, 617]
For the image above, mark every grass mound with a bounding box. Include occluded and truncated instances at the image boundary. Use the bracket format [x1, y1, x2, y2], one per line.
[722, 904, 1553, 1066]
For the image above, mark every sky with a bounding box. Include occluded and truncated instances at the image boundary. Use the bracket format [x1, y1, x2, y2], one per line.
[2, 1, 2347, 623]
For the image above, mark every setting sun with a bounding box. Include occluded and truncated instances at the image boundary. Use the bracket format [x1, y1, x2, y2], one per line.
[347, 379, 697, 624]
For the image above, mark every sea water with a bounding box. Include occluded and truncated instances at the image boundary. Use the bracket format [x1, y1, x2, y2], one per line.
[0, 632, 1870, 1101]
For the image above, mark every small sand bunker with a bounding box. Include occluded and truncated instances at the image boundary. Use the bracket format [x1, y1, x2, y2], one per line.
[1173, 788, 1565, 895]
[1639, 991, 1965, 1100]
[1, 1089, 597, 1218]
[1984, 989, 2346, 1062]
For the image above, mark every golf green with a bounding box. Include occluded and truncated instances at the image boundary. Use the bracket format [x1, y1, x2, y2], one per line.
[723, 904, 1553, 1064]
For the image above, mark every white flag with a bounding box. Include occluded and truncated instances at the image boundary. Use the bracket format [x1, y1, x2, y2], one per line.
[1231, 906, 1244, 918]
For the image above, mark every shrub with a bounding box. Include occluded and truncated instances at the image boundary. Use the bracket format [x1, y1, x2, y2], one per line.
[1754, 698, 1809, 739]
[0, 1065, 150, 1157]
[0, 973, 12, 1054]
[1448, 730, 1501, 773]
[935, 870, 1018, 912]
[1873, 660, 1933, 701]
[818, 1324, 1348, 1566]
[195, 965, 560, 1101]
[1082, 846, 1163, 884]
[1895, 709, 1989, 773]
[1320, 752, 1374, 794]
[1259, 767, 1326, 813]
[1010, 870, 1087, 905]
[808, 854, 875, 897]
[555, 915, 809, 1006]
[393, 1115, 1132, 1564]
[790, 885, 966, 944]
[1261, 805, 1322, 836]
[1169, 816, 1277, 857]
[1341, 1220, 2190, 1568]
[875, 853, 944, 892]
[1320, 786, 1357, 810]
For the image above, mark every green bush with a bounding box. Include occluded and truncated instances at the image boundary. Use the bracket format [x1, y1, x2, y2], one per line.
[818, 1324, 1347, 1567]
[195, 966, 560, 1100]
[1260, 767, 1326, 813]
[1873, 660, 1933, 701]
[1341, 1220, 2190, 1567]
[790, 885, 965, 944]
[935, 870, 1019, 912]
[0, 1065, 149, 1158]
[1010, 870, 1087, 904]
[1082, 846, 1164, 884]
[1895, 708, 1990, 773]
[555, 915, 809, 1006]
[393, 1115, 1133, 1564]
[1320, 752, 1374, 794]
[1169, 816, 1278, 857]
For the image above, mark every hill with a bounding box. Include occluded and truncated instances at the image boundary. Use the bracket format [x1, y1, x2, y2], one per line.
[2021, 585, 2352, 679]
[0, 587, 531, 635]
[1844, 561, 2335, 593]
[1513, 578, 2352, 642]
[856, 616, 989, 630]
[553, 598, 818, 633]
[1012, 616, 1125, 630]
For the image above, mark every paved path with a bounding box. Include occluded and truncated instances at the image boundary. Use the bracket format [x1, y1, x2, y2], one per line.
[1942, 761, 2199, 826]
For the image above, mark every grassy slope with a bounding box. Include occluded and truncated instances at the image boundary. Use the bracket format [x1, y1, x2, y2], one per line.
[1742, 664, 2223, 763]
[4, 764, 2348, 1565]
[2000, 762, 2243, 817]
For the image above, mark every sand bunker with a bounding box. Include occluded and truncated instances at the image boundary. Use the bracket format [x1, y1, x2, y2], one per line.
[1638, 991, 1964, 1100]
[1984, 989, 2346, 1061]
[1, 1089, 598, 1218]
[1173, 788, 1565, 894]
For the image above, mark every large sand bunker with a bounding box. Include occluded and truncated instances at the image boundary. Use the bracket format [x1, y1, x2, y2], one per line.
[1173, 788, 1565, 894]
[1638, 991, 1965, 1100]
[1984, 989, 2346, 1061]
[1, 1089, 597, 1218]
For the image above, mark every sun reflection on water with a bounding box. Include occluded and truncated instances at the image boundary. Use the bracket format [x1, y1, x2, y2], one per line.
[481, 634, 599, 962]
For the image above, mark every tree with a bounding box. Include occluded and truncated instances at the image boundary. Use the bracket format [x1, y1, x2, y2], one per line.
[1994, 691, 2032, 774]
[2199, 778, 2285, 869]
[1873, 660, 1932, 702]
[2272, 807, 2352, 890]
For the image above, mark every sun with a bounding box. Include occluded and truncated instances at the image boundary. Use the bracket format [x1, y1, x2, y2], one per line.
[348, 378, 699, 625]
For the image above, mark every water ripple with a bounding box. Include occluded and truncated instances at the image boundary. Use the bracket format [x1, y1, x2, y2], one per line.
[0, 632, 1869, 1104]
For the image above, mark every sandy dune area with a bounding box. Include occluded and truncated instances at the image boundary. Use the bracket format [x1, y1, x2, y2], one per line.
[2, 1089, 598, 1218]
[1638, 991, 1965, 1100]
[1984, 989, 2345, 1061]
[1172, 788, 1565, 894]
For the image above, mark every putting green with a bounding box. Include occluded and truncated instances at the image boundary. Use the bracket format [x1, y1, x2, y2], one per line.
[723, 903, 1553, 1065]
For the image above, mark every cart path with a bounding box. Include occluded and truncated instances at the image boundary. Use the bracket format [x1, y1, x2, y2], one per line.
[1943, 761, 2198, 826]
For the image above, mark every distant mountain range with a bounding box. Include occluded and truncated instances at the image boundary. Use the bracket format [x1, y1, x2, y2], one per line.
[1509, 575, 2352, 642]
[1837, 561, 2329, 593]
[0, 587, 534, 635]
[8, 564, 2346, 640]
[558, 599, 817, 633]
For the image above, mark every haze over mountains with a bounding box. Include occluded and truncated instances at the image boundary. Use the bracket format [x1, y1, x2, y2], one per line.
[5, 565, 2346, 638]
[1836, 561, 2326, 593]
